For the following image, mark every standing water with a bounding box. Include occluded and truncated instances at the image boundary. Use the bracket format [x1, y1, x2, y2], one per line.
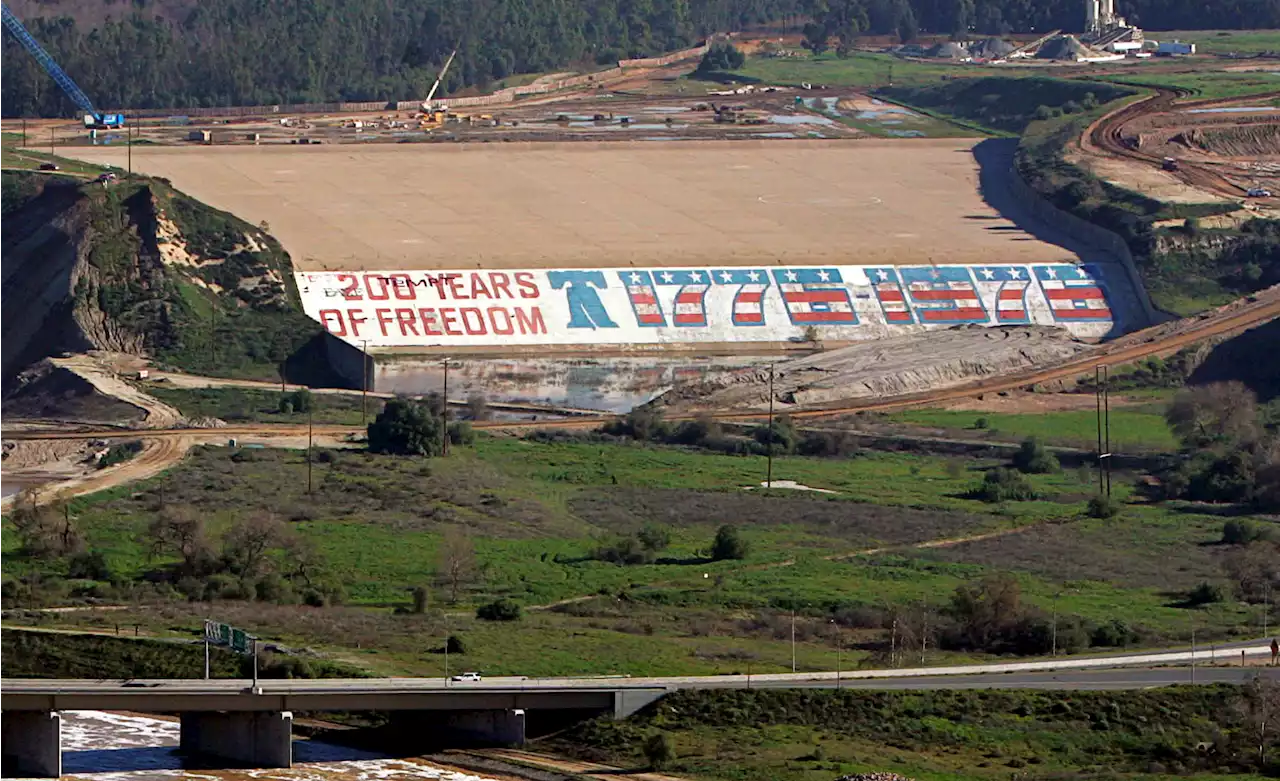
[54, 711, 500, 781]
[375, 355, 771, 413]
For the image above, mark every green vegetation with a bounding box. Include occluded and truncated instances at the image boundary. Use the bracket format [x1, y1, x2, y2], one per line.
[1, 629, 364, 679]
[147, 385, 370, 425]
[544, 686, 1280, 779]
[1157, 29, 1280, 55]
[881, 77, 1133, 134]
[5, 426, 1274, 678]
[717, 50, 968, 90]
[97, 440, 143, 469]
[1098, 70, 1280, 100]
[887, 405, 1179, 452]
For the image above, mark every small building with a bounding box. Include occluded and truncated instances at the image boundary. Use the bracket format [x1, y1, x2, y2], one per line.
[187, 129, 212, 143]
[1156, 40, 1196, 56]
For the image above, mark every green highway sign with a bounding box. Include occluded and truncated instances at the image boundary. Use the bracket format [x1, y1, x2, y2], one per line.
[204, 620, 255, 656]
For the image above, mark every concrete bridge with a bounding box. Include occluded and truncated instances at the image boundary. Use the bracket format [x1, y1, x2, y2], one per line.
[0, 678, 669, 777]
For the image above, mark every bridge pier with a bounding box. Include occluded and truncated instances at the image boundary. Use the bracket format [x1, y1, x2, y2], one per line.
[395, 708, 526, 748]
[1, 710, 62, 778]
[179, 711, 293, 768]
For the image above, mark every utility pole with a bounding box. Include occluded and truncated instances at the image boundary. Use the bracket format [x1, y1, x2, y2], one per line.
[361, 339, 369, 424]
[1265, 582, 1271, 639]
[831, 619, 841, 689]
[306, 405, 314, 494]
[444, 616, 451, 685]
[920, 602, 928, 666]
[1191, 623, 1197, 685]
[441, 358, 450, 456]
[252, 639, 259, 688]
[1051, 592, 1059, 658]
[791, 609, 796, 673]
[766, 364, 776, 489]
[1103, 365, 1112, 497]
[49, 126, 54, 156]
[203, 620, 210, 680]
[280, 362, 286, 394]
[127, 119, 132, 177]
[890, 616, 898, 668]
[21, 118, 26, 146]
[1095, 365, 1104, 492]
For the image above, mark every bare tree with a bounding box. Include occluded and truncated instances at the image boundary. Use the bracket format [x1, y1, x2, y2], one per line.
[1225, 541, 1280, 603]
[12, 492, 83, 559]
[437, 526, 478, 604]
[1166, 382, 1259, 449]
[466, 393, 491, 421]
[1237, 674, 1280, 767]
[281, 534, 324, 589]
[147, 505, 212, 574]
[222, 511, 290, 578]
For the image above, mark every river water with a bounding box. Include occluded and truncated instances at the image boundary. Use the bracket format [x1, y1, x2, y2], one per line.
[376, 355, 770, 412]
[46, 711, 500, 781]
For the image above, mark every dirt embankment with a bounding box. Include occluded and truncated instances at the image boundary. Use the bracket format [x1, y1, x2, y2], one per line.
[656, 326, 1094, 413]
[1174, 124, 1280, 158]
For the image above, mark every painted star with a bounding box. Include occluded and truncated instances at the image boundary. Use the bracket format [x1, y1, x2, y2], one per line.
[980, 268, 995, 280]
[876, 269, 890, 281]
[929, 268, 942, 279]
[784, 270, 799, 282]
[1045, 267, 1058, 279]
[629, 272, 643, 285]
[1007, 268, 1022, 280]
[660, 271, 675, 284]
[746, 270, 761, 282]
[817, 270, 831, 282]
[720, 271, 734, 283]
[689, 271, 703, 283]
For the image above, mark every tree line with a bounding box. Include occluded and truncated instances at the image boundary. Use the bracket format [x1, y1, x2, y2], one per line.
[6, 0, 1279, 118]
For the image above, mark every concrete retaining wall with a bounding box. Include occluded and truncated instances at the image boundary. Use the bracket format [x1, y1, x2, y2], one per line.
[1008, 164, 1159, 325]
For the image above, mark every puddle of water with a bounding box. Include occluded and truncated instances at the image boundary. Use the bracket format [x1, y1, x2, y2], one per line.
[1185, 106, 1279, 114]
[769, 114, 836, 126]
[855, 107, 916, 120]
[566, 121, 688, 130]
[376, 356, 770, 413]
[58, 711, 498, 781]
[800, 97, 842, 116]
[754, 131, 797, 138]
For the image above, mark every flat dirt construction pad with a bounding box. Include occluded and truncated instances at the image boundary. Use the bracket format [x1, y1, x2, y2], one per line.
[74, 140, 1076, 271]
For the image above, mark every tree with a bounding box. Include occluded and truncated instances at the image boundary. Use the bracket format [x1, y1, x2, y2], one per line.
[946, 573, 1023, 651]
[410, 585, 429, 613]
[637, 524, 671, 553]
[971, 468, 1037, 502]
[1166, 382, 1259, 450]
[642, 732, 675, 769]
[1086, 494, 1120, 519]
[1224, 519, 1273, 546]
[711, 524, 749, 561]
[476, 598, 522, 621]
[147, 504, 214, 575]
[1012, 437, 1058, 474]
[1237, 674, 1280, 768]
[437, 527, 477, 603]
[465, 392, 490, 421]
[368, 398, 443, 456]
[1224, 541, 1280, 603]
[696, 41, 744, 73]
[10, 494, 83, 559]
[222, 511, 290, 579]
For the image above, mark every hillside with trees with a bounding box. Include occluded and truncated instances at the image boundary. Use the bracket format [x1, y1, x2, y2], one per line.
[5, 0, 1280, 117]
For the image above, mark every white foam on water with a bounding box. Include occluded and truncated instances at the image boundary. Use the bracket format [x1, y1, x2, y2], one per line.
[54, 711, 499, 781]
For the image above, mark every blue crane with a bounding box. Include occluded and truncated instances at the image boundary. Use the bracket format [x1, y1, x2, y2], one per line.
[2, 3, 124, 128]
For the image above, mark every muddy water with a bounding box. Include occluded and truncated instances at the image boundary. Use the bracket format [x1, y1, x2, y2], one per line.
[53, 711, 499, 781]
[375, 355, 770, 413]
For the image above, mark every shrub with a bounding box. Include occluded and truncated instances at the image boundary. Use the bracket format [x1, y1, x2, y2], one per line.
[752, 415, 797, 454]
[1087, 495, 1121, 519]
[642, 732, 675, 769]
[367, 398, 443, 456]
[1090, 618, 1141, 648]
[971, 468, 1038, 502]
[1012, 437, 1059, 474]
[711, 524, 749, 561]
[67, 550, 113, 581]
[1186, 581, 1225, 606]
[595, 536, 652, 565]
[476, 598, 522, 621]
[98, 440, 144, 469]
[411, 585, 429, 613]
[447, 420, 475, 446]
[637, 524, 672, 553]
[1223, 519, 1273, 545]
[974, 417, 989, 430]
[446, 634, 467, 654]
[696, 42, 745, 73]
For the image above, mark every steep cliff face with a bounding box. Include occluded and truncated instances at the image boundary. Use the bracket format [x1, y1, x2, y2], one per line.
[1, 172, 320, 387]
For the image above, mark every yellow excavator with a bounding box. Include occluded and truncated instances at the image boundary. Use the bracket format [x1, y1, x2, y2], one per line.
[418, 49, 458, 128]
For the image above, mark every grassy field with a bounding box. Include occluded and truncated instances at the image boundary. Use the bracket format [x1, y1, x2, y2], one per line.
[885, 405, 1178, 452]
[5, 434, 1270, 678]
[1153, 29, 1280, 55]
[145, 384, 373, 426]
[542, 687, 1271, 781]
[1, 131, 110, 176]
[1096, 70, 1280, 99]
[713, 50, 978, 90]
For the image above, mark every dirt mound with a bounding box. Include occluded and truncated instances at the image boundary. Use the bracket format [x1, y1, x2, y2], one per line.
[2, 360, 146, 425]
[656, 326, 1094, 412]
[1174, 124, 1280, 158]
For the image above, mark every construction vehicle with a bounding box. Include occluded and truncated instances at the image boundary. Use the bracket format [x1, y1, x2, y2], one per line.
[420, 48, 458, 116]
[2, 3, 124, 129]
[1162, 157, 1180, 172]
